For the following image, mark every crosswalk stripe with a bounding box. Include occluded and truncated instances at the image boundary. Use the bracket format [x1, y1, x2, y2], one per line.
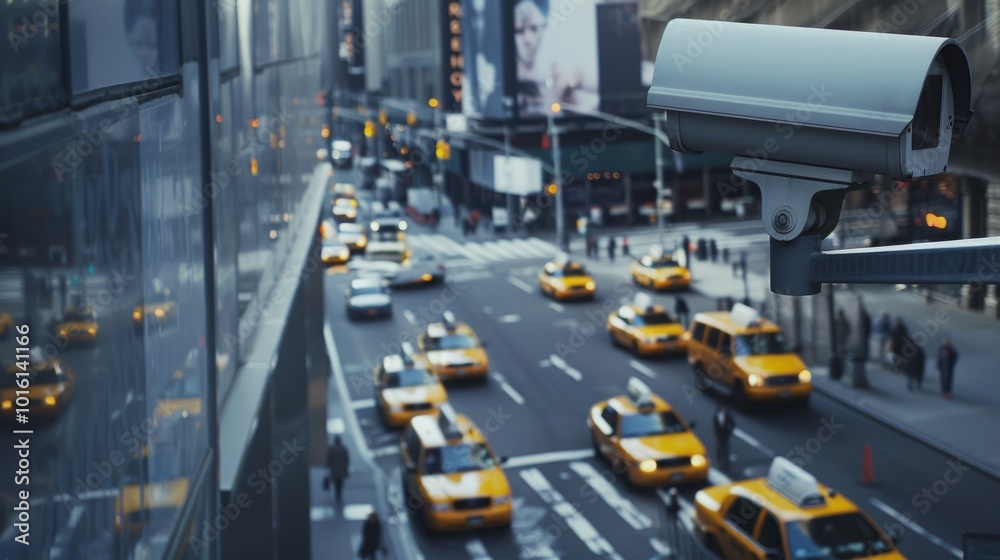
[520, 469, 624, 560]
[429, 234, 490, 262]
[509, 238, 553, 258]
[465, 539, 492, 560]
[462, 242, 505, 262]
[526, 237, 560, 257]
[482, 240, 522, 260]
[569, 462, 653, 531]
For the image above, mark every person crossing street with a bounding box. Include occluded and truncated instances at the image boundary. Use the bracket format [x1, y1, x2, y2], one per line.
[326, 436, 350, 502]
[712, 403, 735, 471]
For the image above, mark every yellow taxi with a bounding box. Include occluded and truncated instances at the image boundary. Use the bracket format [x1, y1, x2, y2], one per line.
[330, 182, 357, 199]
[399, 404, 512, 531]
[132, 293, 178, 331]
[630, 246, 691, 290]
[0, 311, 11, 338]
[1, 358, 74, 420]
[154, 347, 204, 420]
[332, 197, 359, 222]
[417, 312, 489, 381]
[538, 255, 595, 300]
[687, 303, 811, 409]
[321, 239, 351, 265]
[693, 456, 905, 559]
[588, 378, 708, 486]
[607, 293, 687, 356]
[374, 344, 448, 427]
[54, 305, 99, 344]
[337, 222, 368, 252]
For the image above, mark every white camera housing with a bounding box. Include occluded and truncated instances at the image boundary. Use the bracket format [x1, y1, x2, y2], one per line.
[647, 19, 972, 180]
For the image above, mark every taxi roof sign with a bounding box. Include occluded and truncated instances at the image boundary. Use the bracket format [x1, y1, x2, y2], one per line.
[400, 342, 415, 365]
[437, 403, 463, 441]
[626, 377, 656, 412]
[731, 303, 761, 328]
[766, 456, 827, 508]
[442, 311, 457, 330]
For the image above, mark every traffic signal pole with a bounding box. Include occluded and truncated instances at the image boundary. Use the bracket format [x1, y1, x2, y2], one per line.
[548, 107, 565, 251]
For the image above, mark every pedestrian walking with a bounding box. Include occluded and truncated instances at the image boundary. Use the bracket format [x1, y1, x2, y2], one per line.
[674, 296, 689, 327]
[937, 337, 959, 399]
[906, 339, 925, 391]
[873, 310, 891, 364]
[887, 317, 909, 374]
[326, 436, 350, 502]
[712, 404, 735, 471]
[586, 234, 596, 259]
[621, 236, 631, 257]
[607, 236, 617, 262]
[357, 512, 384, 560]
[835, 309, 851, 354]
[430, 207, 441, 231]
[681, 235, 691, 268]
[709, 239, 718, 262]
[858, 305, 872, 361]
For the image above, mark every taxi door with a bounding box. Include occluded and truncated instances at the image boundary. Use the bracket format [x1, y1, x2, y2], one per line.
[608, 309, 632, 346]
[591, 405, 620, 464]
[703, 327, 734, 390]
[720, 496, 766, 560]
[399, 426, 423, 510]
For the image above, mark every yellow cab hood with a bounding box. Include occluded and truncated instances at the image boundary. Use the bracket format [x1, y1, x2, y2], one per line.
[734, 354, 806, 377]
[383, 385, 446, 406]
[421, 467, 510, 500]
[426, 348, 486, 367]
[635, 324, 685, 338]
[1, 382, 66, 401]
[619, 432, 706, 461]
[652, 267, 688, 278]
[556, 275, 593, 289]
[119, 478, 190, 514]
[155, 398, 202, 418]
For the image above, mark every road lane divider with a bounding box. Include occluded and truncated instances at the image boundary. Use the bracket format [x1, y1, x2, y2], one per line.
[628, 360, 657, 379]
[547, 302, 565, 313]
[497, 314, 521, 324]
[549, 354, 583, 381]
[520, 468, 624, 560]
[507, 276, 535, 294]
[733, 428, 775, 457]
[492, 372, 526, 405]
[351, 398, 375, 410]
[569, 462, 653, 530]
[504, 449, 593, 469]
[465, 539, 493, 560]
[402, 310, 417, 325]
[868, 498, 962, 558]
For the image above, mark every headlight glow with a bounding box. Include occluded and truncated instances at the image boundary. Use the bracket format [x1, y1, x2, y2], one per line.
[799, 369, 812, 383]
[154, 308, 165, 318]
[357, 237, 367, 247]
[421, 273, 433, 281]
[339, 250, 350, 260]
[87, 327, 97, 335]
[748, 374, 764, 387]
[399, 221, 408, 231]
[133, 311, 142, 320]
[639, 459, 657, 473]
[44, 395, 57, 406]
[1, 400, 11, 409]
[370, 222, 380, 231]
[691, 454, 707, 468]
[584, 281, 596, 290]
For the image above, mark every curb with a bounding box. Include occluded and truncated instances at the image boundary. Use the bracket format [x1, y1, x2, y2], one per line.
[811, 378, 1000, 483]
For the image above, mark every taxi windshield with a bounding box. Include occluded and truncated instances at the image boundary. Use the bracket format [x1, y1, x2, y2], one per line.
[786, 513, 894, 559]
[338, 223, 362, 234]
[552, 266, 588, 278]
[619, 411, 686, 438]
[646, 259, 681, 268]
[634, 312, 676, 326]
[735, 332, 789, 356]
[334, 199, 354, 208]
[425, 334, 477, 351]
[351, 285, 386, 296]
[372, 229, 401, 242]
[385, 369, 433, 388]
[422, 443, 496, 474]
[62, 310, 95, 322]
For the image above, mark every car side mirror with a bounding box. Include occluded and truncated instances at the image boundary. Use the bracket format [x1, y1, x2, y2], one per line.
[688, 420, 697, 429]
[499, 456, 508, 465]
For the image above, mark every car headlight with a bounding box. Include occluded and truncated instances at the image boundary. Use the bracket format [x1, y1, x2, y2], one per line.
[399, 221, 408, 231]
[421, 273, 433, 282]
[584, 281, 595, 290]
[154, 308, 165, 318]
[339, 249, 350, 260]
[494, 495, 511, 505]
[332, 150, 341, 158]
[132, 311, 142, 320]
[690, 454, 706, 468]
[370, 222, 380, 231]
[430, 503, 450, 511]
[639, 459, 657, 473]
[1, 400, 11, 409]
[748, 374, 764, 387]
[357, 237, 367, 247]
[87, 327, 97, 335]
[44, 395, 57, 406]
[799, 369, 812, 383]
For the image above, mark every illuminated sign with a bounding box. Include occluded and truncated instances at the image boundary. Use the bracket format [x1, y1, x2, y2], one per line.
[442, 1, 464, 111]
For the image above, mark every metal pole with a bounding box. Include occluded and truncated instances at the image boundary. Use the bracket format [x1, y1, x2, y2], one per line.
[653, 113, 665, 246]
[827, 283, 843, 379]
[504, 127, 513, 235]
[435, 107, 443, 209]
[549, 111, 565, 250]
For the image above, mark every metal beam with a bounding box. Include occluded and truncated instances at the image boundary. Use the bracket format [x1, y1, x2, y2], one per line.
[809, 237, 1000, 285]
[415, 128, 557, 175]
[560, 105, 672, 148]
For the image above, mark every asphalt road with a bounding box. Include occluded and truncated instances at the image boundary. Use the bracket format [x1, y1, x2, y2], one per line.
[325, 218, 1000, 560]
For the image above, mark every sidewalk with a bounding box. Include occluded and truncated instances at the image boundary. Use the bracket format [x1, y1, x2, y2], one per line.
[428, 214, 1000, 481]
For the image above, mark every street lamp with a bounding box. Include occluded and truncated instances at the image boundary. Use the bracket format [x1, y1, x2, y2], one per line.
[547, 103, 565, 250]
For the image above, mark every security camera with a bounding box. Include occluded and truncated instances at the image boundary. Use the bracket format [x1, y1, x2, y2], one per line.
[647, 20, 974, 295]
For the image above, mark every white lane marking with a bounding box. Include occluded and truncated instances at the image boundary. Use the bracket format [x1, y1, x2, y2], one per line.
[649, 538, 672, 555]
[344, 503, 376, 521]
[429, 234, 485, 262]
[483, 240, 522, 260]
[869, 498, 962, 558]
[125, 390, 134, 405]
[466, 539, 493, 560]
[351, 398, 375, 410]
[569, 462, 653, 530]
[110, 408, 121, 421]
[547, 301, 565, 313]
[444, 258, 481, 269]
[325, 325, 374, 463]
[733, 428, 775, 457]
[526, 237, 560, 256]
[310, 505, 335, 521]
[497, 314, 521, 324]
[463, 241, 505, 262]
[372, 445, 400, 458]
[507, 276, 535, 294]
[493, 372, 526, 405]
[520, 469, 624, 560]
[504, 449, 593, 469]
[510, 238, 554, 258]
[326, 417, 345, 435]
[549, 354, 583, 381]
[402, 310, 417, 325]
[538, 359, 552, 367]
[708, 467, 731, 486]
[628, 359, 657, 379]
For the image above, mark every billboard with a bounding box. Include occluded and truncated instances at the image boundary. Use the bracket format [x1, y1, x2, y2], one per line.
[339, 0, 364, 76]
[462, 0, 510, 119]
[493, 155, 543, 196]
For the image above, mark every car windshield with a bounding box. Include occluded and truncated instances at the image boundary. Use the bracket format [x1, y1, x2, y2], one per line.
[63, 310, 95, 322]
[422, 443, 496, 474]
[332, 140, 352, 151]
[647, 259, 681, 268]
[334, 200, 353, 209]
[619, 411, 687, 438]
[385, 368, 434, 388]
[372, 229, 400, 242]
[339, 223, 362, 234]
[163, 373, 200, 399]
[735, 332, 789, 355]
[425, 334, 477, 351]
[786, 513, 894, 559]
[633, 312, 676, 326]
[551, 266, 588, 278]
[351, 285, 386, 296]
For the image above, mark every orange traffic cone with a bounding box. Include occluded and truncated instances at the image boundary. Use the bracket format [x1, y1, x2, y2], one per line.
[859, 444, 878, 486]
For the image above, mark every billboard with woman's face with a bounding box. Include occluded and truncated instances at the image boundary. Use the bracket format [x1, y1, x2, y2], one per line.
[462, 0, 509, 119]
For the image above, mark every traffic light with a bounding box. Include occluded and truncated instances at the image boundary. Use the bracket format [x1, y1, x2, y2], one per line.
[546, 183, 558, 195]
[364, 120, 375, 138]
[378, 110, 388, 125]
[435, 139, 451, 160]
[407, 112, 417, 126]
